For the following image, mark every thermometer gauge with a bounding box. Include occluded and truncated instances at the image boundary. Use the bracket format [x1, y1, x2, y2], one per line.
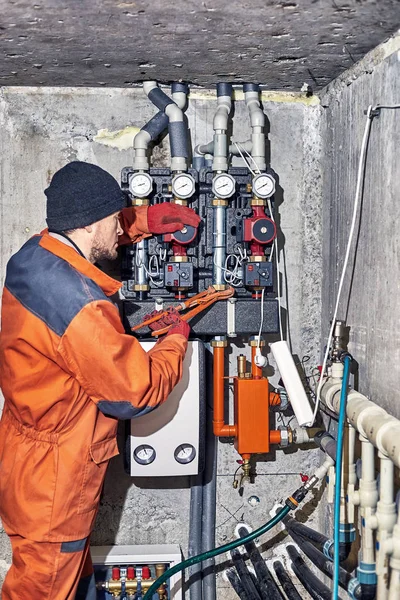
[133, 444, 156, 465]
[174, 443, 196, 465]
[129, 172, 153, 198]
[212, 173, 236, 199]
[252, 173, 276, 199]
[172, 173, 196, 199]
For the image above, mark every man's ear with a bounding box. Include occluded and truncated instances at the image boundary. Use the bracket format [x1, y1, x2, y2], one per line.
[84, 224, 94, 234]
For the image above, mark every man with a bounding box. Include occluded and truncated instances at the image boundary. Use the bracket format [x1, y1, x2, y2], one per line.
[0, 161, 200, 599]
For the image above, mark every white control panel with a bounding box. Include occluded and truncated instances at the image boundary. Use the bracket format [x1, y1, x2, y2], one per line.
[126, 341, 204, 477]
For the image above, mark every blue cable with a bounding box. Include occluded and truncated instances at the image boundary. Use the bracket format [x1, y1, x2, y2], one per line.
[333, 355, 352, 599]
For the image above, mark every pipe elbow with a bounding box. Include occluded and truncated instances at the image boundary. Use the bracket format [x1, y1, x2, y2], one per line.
[133, 129, 151, 151]
[213, 104, 230, 131]
[143, 80, 158, 97]
[165, 102, 184, 123]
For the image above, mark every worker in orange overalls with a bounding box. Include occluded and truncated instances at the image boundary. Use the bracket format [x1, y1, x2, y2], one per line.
[0, 161, 201, 599]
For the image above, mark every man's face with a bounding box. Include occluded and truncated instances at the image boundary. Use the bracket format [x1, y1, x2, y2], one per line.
[89, 211, 123, 262]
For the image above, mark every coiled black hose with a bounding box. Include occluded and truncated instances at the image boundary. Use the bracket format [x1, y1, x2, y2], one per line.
[237, 527, 282, 600]
[287, 545, 331, 600]
[273, 561, 302, 600]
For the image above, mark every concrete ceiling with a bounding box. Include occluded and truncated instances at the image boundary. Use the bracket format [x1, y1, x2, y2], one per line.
[0, 0, 399, 91]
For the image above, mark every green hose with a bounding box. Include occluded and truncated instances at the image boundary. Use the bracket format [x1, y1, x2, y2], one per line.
[143, 504, 291, 599]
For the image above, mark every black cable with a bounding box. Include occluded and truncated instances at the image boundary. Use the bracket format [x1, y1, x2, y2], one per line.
[287, 545, 331, 600]
[225, 568, 251, 600]
[272, 561, 302, 600]
[230, 548, 262, 600]
[238, 527, 283, 600]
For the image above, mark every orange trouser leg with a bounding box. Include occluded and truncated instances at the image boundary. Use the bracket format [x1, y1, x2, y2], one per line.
[2, 535, 95, 600]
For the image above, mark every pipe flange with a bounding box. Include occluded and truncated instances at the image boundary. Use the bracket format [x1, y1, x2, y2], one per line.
[249, 336, 265, 347]
[278, 427, 289, 447]
[132, 198, 150, 206]
[213, 284, 227, 291]
[133, 284, 150, 291]
[211, 337, 228, 348]
[170, 256, 189, 263]
[172, 197, 188, 206]
[250, 198, 266, 206]
[212, 198, 228, 207]
[248, 255, 265, 262]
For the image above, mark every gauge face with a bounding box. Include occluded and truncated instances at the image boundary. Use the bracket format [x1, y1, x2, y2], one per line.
[129, 172, 153, 198]
[252, 173, 276, 199]
[212, 173, 236, 199]
[172, 173, 196, 199]
[174, 443, 196, 465]
[133, 444, 156, 465]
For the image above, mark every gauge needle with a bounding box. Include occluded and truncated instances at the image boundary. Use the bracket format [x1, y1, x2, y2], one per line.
[218, 183, 229, 189]
[178, 184, 188, 191]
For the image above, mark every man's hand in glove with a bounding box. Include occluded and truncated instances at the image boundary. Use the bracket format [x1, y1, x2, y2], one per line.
[147, 203, 200, 235]
[144, 307, 190, 340]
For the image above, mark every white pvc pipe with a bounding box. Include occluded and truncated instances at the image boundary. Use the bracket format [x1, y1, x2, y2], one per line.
[244, 90, 266, 171]
[212, 94, 231, 172]
[373, 453, 397, 600]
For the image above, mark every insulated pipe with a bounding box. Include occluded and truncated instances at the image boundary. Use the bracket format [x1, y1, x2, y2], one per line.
[133, 110, 169, 171]
[237, 527, 282, 600]
[201, 399, 218, 600]
[225, 568, 250, 600]
[143, 81, 188, 172]
[272, 561, 302, 600]
[287, 545, 331, 600]
[230, 549, 261, 600]
[243, 83, 266, 172]
[212, 340, 237, 437]
[212, 83, 232, 172]
[171, 82, 188, 110]
[188, 474, 203, 600]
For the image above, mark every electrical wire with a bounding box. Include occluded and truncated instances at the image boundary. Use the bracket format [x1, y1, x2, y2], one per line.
[256, 287, 265, 356]
[332, 355, 352, 600]
[267, 197, 283, 341]
[135, 250, 164, 287]
[312, 105, 375, 424]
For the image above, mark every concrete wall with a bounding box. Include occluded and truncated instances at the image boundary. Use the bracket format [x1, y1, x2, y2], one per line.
[0, 86, 323, 597]
[320, 33, 400, 417]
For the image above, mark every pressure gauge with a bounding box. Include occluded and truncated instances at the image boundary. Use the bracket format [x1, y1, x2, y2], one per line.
[129, 172, 153, 198]
[174, 443, 196, 465]
[212, 173, 236, 199]
[252, 173, 276, 199]
[133, 444, 156, 465]
[172, 173, 196, 199]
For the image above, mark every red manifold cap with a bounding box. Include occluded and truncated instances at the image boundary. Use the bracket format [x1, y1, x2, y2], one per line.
[112, 567, 120, 580]
[142, 566, 151, 579]
[127, 567, 135, 580]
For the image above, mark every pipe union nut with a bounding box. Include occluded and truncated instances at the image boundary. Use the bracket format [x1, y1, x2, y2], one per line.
[278, 427, 289, 448]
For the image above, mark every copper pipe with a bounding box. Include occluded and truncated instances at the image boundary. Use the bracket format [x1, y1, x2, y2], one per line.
[213, 345, 237, 437]
[270, 430, 281, 445]
[251, 345, 262, 379]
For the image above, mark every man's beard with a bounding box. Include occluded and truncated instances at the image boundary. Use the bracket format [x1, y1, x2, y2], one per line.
[89, 236, 117, 263]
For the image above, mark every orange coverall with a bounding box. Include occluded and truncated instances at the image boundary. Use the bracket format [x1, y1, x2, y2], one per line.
[0, 207, 187, 599]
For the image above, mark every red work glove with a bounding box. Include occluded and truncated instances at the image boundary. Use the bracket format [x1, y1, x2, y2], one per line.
[144, 308, 190, 340]
[147, 203, 201, 235]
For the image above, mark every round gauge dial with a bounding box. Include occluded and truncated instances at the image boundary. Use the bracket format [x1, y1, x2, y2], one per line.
[171, 173, 196, 199]
[133, 444, 156, 465]
[129, 172, 153, 198]
[252, 173, 276, 199]
[212, 173, 236, 199]
[174, 443, 196, 465]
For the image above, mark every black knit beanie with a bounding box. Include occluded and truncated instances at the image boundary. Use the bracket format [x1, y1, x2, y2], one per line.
[45, 161, 127, 231]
